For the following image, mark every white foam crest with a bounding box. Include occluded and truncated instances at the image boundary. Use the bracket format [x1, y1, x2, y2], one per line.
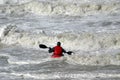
[8, 57, 66, 65]
[66, 49, 120, 65]
[1, 26, 120, 51]
[9, 58, 52, 65]
[10, 72, 58, 79]
[0, 24, 17, 39]
[24, 1, 120, 16]
[1, 24, 120, 65]
[54, 72, 120, 79]
[10, 72, 120, 79]
[66, 54, 120, 65]
[0, 0, 32, 5]
[0, 0, 120, 5]
[0, 1, 120, 16]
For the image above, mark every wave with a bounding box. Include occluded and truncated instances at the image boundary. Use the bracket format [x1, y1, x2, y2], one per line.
[1, 24, 120, 51]
[0, 0, 32, 5]
[0, 41, 119, 66]
[1, 0, 120, 5]
[6, 50, 120, 65]
[8, 58, 61, 65]
[25, 1, 120, 16]
[66, 50, 120, 65]
[9, 70, 120, 79]
[0, 1, 120, 16]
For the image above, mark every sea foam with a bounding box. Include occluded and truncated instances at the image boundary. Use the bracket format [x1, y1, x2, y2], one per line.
[0, 24, 120, 51]
[0, 1, 120, 16]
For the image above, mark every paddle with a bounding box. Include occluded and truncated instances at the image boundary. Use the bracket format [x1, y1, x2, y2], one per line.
[39, 44, 73, 55]
[39, 44, 48, 49]
[66, 51, 73, 55]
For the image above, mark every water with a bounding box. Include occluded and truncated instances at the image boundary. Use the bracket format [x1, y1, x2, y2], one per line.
[0, 0, 120, 80]
[0, 46, 120, 80]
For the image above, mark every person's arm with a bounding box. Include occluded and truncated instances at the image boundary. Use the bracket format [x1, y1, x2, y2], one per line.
[48, 47, 54, 53]
[62, 48, 72, 55]
[62, 48, 66, 53]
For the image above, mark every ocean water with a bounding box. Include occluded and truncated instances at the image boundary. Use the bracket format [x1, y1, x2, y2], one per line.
[0, 0, 120, 80]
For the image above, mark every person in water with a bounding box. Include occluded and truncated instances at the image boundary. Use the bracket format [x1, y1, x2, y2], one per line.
[48, 42, 66, 58]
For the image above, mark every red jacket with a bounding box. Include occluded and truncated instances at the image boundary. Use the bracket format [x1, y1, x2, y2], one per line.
[50, 46, 66, 58]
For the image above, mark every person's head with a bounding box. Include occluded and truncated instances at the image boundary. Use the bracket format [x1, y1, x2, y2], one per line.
[57, 42, 61, 46]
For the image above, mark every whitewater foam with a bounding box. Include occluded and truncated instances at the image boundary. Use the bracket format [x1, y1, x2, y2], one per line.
[1, 26, 120, 51]
[23, 1, 120, 16]
[0, 0, 120, 16]
[0, 0, 120, 68]
[0, 0, 120, 80]
[8, 71, 120, 79]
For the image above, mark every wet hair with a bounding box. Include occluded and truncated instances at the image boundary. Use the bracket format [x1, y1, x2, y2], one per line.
[57, 42, 61, 46]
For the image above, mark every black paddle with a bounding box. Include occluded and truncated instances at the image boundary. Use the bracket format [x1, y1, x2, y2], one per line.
[39, 44, 48, 49]
[66, 51, 73, 55]
[39, 44, 73, 55]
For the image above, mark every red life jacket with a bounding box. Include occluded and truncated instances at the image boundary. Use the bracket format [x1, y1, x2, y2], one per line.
[51, 46, 63, 58]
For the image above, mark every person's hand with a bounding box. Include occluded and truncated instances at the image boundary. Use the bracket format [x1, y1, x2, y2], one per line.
[48, 47, 52, 53]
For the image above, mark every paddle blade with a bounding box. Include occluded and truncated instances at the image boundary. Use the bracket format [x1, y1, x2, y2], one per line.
[39, 44, 48, 48]
[67, 51, 73, 55]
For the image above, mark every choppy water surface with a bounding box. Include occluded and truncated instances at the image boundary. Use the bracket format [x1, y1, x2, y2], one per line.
[0, 46, 120, 80]
[0, 0, 120, 80]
